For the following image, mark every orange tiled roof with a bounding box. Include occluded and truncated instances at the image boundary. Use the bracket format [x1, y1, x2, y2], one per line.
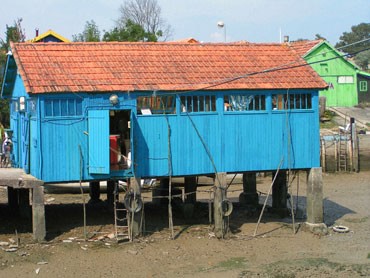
[171, 38, 199, 43]
[10, 41, 327, 94]
[290, 39, 323, 57]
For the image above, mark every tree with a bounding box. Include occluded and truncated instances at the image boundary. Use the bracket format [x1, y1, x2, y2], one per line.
[0, 18, 26, 127]
[354, 50, 370, 70]
[335, 23, 370, 70]
[117, 0, 172, 41]
[103, 19, 157, 42]
[315, 34, 326, 40]
[72, 20, 101, 42]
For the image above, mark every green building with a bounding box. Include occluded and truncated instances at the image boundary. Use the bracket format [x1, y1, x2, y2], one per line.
[292, 40, 364, 107]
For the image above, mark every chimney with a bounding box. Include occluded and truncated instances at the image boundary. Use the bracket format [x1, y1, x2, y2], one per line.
[35, 28, 39, 37]
[283, 35, 289, 43]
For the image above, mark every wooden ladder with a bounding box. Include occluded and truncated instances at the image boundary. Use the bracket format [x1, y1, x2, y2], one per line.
[114, 184, 130, 242]
[338, 133, 347, 171]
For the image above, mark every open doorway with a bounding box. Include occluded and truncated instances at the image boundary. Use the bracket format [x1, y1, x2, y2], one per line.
[109, 110, 131, 171]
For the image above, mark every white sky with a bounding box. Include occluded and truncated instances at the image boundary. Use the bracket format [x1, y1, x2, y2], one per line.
[0, 0, 369, 45]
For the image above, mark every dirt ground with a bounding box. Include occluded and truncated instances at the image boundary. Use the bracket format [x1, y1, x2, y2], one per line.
[0, 136, 369, 277]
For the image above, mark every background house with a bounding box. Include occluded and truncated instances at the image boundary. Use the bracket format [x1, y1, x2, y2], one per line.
[28, 29, 70, 43]
[292, 40, 366, 107]
[357, 71, 370, 103]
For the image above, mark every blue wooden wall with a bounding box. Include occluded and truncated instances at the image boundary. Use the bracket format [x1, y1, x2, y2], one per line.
[8, 88, 320, 183]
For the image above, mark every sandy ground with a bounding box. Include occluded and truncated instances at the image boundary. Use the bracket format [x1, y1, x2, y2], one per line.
[0, 135, 369, 277]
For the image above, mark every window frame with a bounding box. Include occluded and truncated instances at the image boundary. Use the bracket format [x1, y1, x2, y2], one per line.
[224, 94, 266, 112]
[337, 76, 354, 84]
[44, 98, 83, 117]
[359, 80, 368, 92]
[137, 95, 176, 115]
[272, 93, 312, 111]
[180, 94, 217, 114]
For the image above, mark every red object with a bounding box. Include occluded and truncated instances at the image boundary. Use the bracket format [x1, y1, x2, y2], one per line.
[110, 135, 120, 165]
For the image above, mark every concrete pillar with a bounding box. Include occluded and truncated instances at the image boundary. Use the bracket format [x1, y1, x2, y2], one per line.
[213, 173, 228, 238]
[305, 168, 327, 234]
[306, 168, 323, 223]
[129, 177, 143, 238]
[32, 186, 46, 242]
[239, 172, 259, 206]
[272, 171, 287, 209]
[89, 181, 101, 202]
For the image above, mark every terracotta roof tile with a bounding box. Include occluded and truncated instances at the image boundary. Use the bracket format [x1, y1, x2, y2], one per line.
[10, 41, 327, 94]
[290, 39, 323, 57]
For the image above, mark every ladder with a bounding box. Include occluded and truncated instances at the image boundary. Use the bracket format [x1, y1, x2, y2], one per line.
[114, 183, 131, 242]
[338, 133, 347, 171]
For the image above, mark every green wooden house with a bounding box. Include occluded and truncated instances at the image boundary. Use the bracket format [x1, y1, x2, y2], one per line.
[292, 40, 363, 107]
[358, 71, 370, 104]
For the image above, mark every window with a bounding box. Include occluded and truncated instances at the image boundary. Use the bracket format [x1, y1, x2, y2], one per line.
[320, 63, 328, 73]
[180, 95, 216, 113]
[359, 81, 368, 92]
[225, 94, 266, 111]
[45, 99, 83, 117]
[272, 93, 312, 110]
[338, 76, 354, 84]
[137, 95, 175, 114]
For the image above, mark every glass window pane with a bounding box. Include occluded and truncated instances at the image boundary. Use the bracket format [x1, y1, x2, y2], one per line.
[68, 100, 75, 115]
[61, 100, 68, 116]
[76, 100, 82, 115]
[45, 100, 52, 116]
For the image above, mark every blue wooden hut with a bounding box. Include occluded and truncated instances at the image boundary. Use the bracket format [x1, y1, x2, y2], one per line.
[1, 41, 328, 239]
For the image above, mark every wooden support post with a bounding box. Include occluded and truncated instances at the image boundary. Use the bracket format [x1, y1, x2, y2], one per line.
[183, 176, 197, 219]
[106, 180, 115, 206]
[32, 185, 46, 242]
[239, 172, 259, 206]
[305, 167, 327, 235]
[321, 139, 326, 173]
[351, 120, 359, 172]
[272, 171, 287, 211]
[184, 176, 197, 204]
[129, 177, 143, 238]
[153, 178, 169, 205]
[89, 181, 101, 203]
[213, 172, 228, 238]
[270, 171, 288, 217]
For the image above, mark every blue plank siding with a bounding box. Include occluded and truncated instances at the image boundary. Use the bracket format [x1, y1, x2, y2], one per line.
[7, 89, 320, 183]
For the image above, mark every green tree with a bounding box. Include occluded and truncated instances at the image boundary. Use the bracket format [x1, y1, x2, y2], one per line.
[315, 34, 326, 40]
[103, 19, 157, 42]
[354, 50, 370, 70]
[72, 20, 101, 42]
[335, 23, 370, 70]
[0, 18, 26, 127]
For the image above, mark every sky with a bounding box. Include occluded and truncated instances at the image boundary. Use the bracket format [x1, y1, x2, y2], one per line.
[0, 0, 369, 45]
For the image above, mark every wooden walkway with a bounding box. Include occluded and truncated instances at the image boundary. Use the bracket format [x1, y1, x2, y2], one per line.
[0, 168, 45, 242]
